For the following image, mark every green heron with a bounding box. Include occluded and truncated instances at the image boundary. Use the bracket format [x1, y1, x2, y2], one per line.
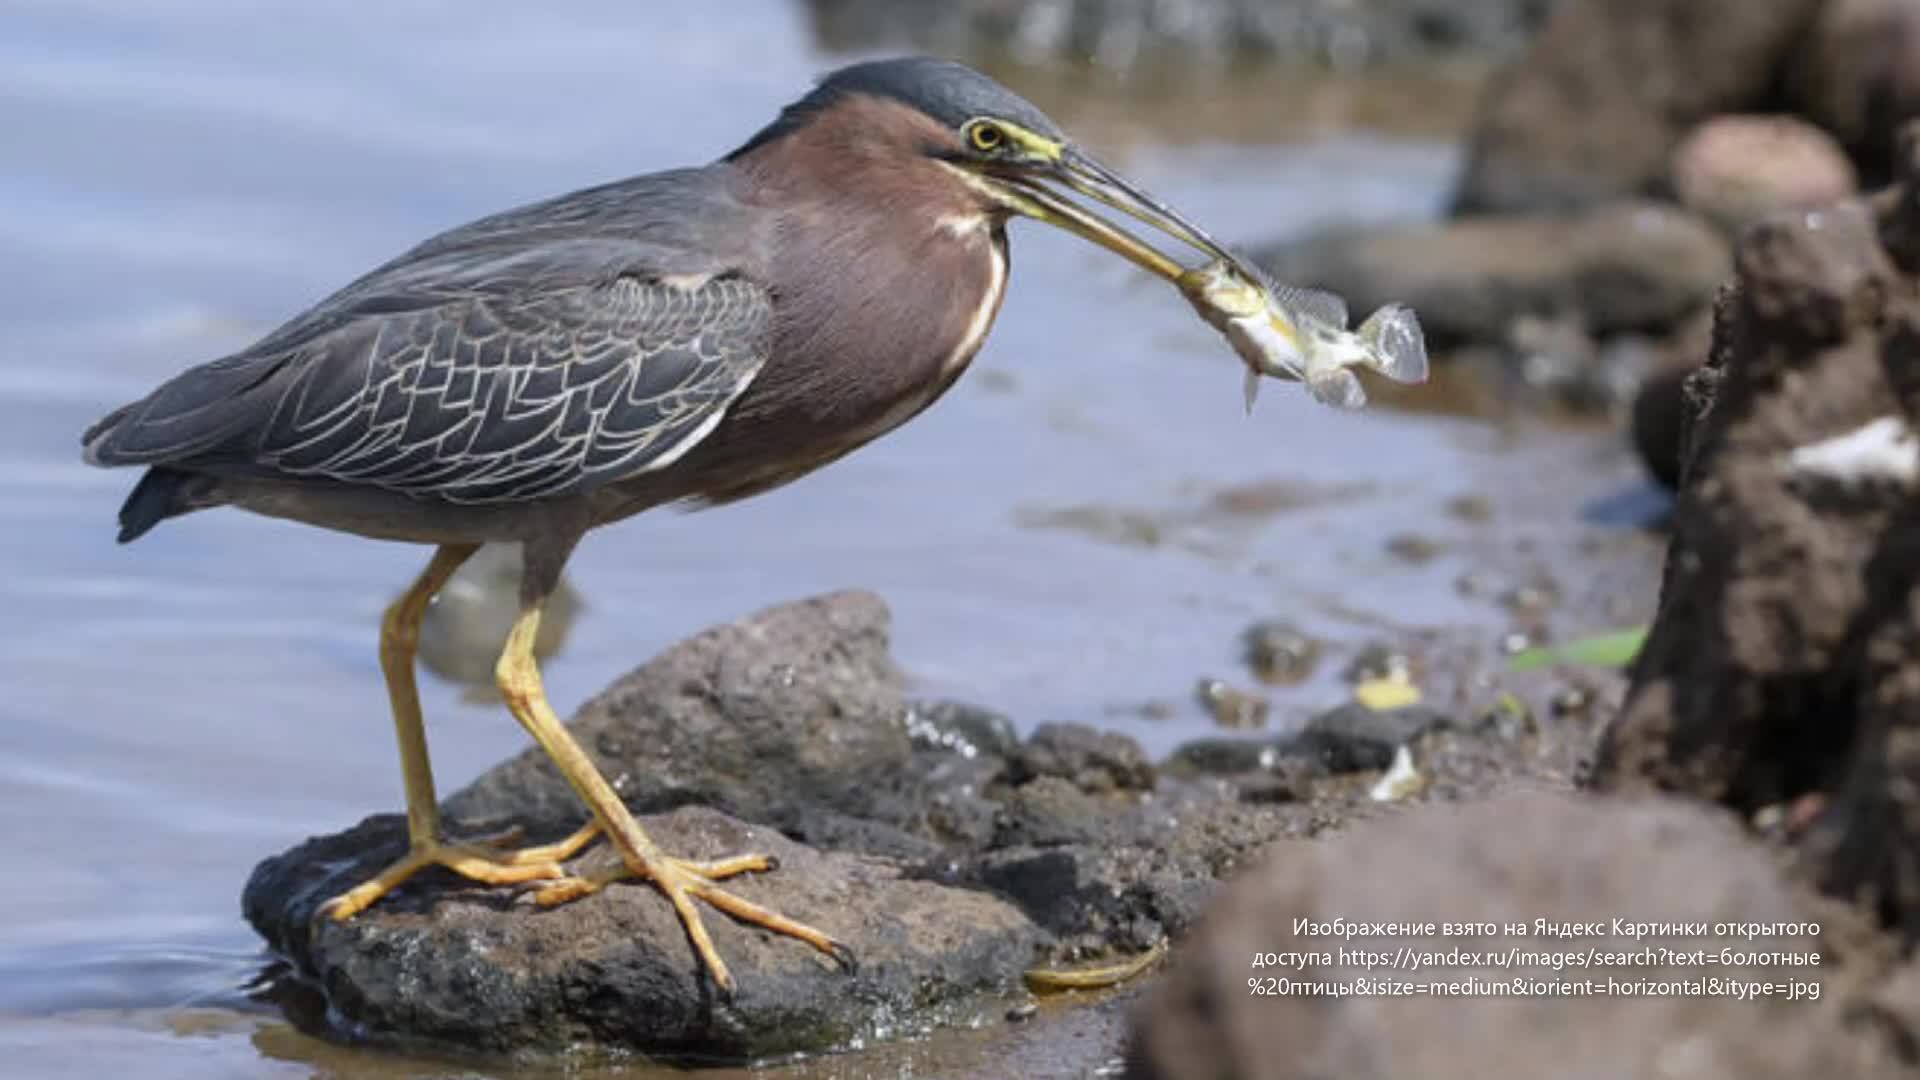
[82, 57, 1260, 995]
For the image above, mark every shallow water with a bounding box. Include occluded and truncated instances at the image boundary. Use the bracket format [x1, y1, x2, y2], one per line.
[0, 3, 1651, 1077]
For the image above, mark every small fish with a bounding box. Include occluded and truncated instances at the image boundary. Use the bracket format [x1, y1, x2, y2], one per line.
[1177, 259, 1428, 413]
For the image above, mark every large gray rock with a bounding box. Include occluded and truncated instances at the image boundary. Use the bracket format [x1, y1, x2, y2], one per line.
[1255, 202, 1729, 348]
[1453, 0, 1821, 213]
[1124, 791, 1892, 1080]
[246, 806, 1044, 1061]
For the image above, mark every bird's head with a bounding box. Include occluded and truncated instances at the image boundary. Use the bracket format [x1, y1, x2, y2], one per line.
[729, 57, 1261, 285]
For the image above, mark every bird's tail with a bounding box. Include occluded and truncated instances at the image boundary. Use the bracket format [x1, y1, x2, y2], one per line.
[116, 467, 213, 543]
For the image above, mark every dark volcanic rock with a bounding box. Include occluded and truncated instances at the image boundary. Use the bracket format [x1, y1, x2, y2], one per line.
[1291, 703, 1451, 771]
[1124, 791, 1897, 1080]
[247, 592, 1053, 1060]
[1452, 0, 1821, 214]
[1165, 703, 1451, 784]
[246, 806, 1043, 1061]
[1008, 722, 1155, 793]
[444, 590, 937, 856]
[1255, 202, 1729, 348]
[969, 791, 1299, 955]
[1597, 124, 1920, 944]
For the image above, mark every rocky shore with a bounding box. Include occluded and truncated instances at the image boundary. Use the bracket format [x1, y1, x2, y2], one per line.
[246, 587, 1611, 1061]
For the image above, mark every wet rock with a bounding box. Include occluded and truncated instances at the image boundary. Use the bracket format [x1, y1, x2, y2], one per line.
[1341, 642, 1416, 685]
[1255, 203, 1729, 349]
[245, 806, 1044, 1061]
[1239, 620, 1322, 686]
[1162, 702, 1450, 789]
[1672, 114, 1859, 234]
[966, 792, 1295, 954]
[1789, 0, 1920, 181]
[1597, 125, 1920, 943]
[1444, 493, 1495, 523]
[1194, 678, 1270, 730]
[1453, 0, 1821, 214]
[1382, 533, 1444, 564]
[1008, 723, 1155, 794]
[1163, 736, 1276, 778]
[994, 776, 1135, 848]
[1124, 791, 1891, 1079]
[802, 0, 1557, 75]
[907, 700, 1021, 760]
[1289, 702, 1450, 772]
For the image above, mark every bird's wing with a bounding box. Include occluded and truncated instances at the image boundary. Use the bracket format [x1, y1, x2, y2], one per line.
[263, 273, 769, 503]
[85, 173, 777, 504]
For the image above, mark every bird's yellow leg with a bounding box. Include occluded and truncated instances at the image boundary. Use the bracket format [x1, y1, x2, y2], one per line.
[319, 544, 574, 920]
[494, 601, 853, 994]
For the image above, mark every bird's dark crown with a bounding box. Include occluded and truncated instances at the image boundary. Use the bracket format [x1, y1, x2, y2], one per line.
[727, 57, 1064, 160]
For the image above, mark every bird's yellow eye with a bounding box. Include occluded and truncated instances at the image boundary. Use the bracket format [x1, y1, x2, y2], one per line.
[968, 122, 1004, 153]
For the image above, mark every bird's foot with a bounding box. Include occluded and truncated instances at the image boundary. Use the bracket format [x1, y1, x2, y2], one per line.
[533, 848, 855, 993]
[318, 821, 603, 920]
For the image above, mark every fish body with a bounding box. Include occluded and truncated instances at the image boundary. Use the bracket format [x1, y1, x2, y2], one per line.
[1177, 259, 1428, 412]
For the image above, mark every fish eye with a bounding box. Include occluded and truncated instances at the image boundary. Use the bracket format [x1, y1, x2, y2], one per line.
[967, 121, 1005, 153]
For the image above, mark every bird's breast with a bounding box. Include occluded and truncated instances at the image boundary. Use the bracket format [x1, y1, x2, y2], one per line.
[637, 211, 1009, 508]
[858, 218, 1007, 437]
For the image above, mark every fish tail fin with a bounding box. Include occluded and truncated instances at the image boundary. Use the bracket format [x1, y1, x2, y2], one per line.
[1356, 304, 1429, 384]
[1243, 369, 1262, 414]
[1306, 367, 1368, 410]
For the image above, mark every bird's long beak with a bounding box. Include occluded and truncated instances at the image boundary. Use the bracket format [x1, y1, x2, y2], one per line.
[991, 147, 1261, 285]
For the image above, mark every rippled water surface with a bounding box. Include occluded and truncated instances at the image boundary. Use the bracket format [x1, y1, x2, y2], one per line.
[0, 3, 1625, 1076]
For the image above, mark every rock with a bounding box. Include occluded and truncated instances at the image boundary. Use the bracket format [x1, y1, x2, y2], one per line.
[1255, 202, 1730, 349]
[1194, 678, 1271, 730]
[1341, 642, 1417, 686]
[906, 700, 1021, 760]
[1123, 791, 1891, 1080]
[1673, 115, 1859, 234]
[1628, 362, 1696, 490]
[444, 590, 927, 854]
[966, 791, 1299, 954]
[1788, 0, 1920, 181]
[1290, 703, 1451, 771]
[245, 806, 1044, 1061]
[1453, 0, 1821, 214]
[1628, 307, 1718, 490]
[1239, 620, 1322, 686]
[1160, 702, 1451, 797]
[802, 0, 1558, 74]
[1596, 124, 1920, 944]
[1007, 722, 1155, 794]
[246, 591, 1308, 1061]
